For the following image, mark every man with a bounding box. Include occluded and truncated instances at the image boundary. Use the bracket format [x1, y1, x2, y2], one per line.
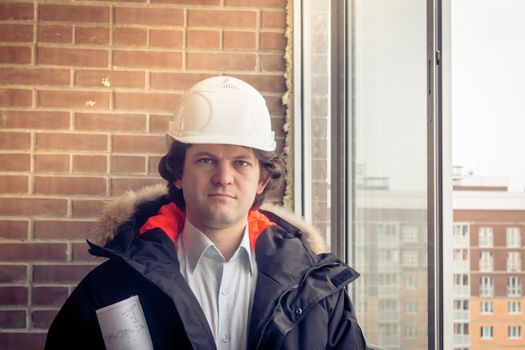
[45, 76, 367, 349]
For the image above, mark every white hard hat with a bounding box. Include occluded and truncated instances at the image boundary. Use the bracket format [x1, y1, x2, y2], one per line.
[167, 76, 276, 152]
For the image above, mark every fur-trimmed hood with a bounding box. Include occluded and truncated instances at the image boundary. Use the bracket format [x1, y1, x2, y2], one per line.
[91, 184, 329, 254]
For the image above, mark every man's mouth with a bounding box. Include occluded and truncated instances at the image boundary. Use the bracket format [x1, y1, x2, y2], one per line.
[208, 193, 236, 199]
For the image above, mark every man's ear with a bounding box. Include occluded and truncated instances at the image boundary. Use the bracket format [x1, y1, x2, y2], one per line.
[174, 177, 182, 190]
[257, 173, 271, 195]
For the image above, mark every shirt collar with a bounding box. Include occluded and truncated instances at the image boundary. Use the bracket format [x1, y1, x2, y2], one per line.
[180, 219, 256, 275]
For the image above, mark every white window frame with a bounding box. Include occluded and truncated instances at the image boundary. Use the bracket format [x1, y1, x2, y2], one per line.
[506, 227, 521, 248]
[507, 276, 522, 297]
[508, 325, 521, 339]
[479, 251, 493, 272]
[508, 301, 521, 315]
[480, 326, 493, 339]
[480, 276, 494, 297]
[480, 301, 493, 315]
[507, 251, 521, 272]
[478, 227, 494, 248]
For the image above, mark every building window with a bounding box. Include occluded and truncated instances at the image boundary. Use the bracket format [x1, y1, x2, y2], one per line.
[507, 252, 521, 272]
[453, 248, 469, 262]
[479, 227, 494, 248]
[508, 326, 521, 339]
[402, 250, 419, 267]
[405, 275, 417, 289]
[405, 301, 418, 314]
[480, 276, 494, 297]
[507, 276, 522, 297]
[506, 227, 521, 248]
[404, 326, 417, 339]
[480, 301, 493, 314]
[509, 301, 521, 314]
[453, 300, 469, 320]
[401, 225, 419, 243]
[479, 251, 494, 272]
[453, 224, 470, 248]
[480, 326, 494, 339]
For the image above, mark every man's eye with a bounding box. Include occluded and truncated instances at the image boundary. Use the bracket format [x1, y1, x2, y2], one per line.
[197, 158, 214, 165]
[236, 160, 249, 167]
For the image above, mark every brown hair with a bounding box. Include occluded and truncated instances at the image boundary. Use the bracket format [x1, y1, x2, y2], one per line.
[158, 141, 285, 210]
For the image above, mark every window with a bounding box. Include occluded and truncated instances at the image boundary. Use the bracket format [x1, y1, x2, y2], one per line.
[453, 249, 469, 262]
[481, 326, 494, 339]
[405, 276, 417, 290]
[508, 301, 521, 314]
[507, 276, 521, 297]
[401, 225, 419, 243]
[480, 276, 494, 297]
[479, 227, 494, 248]
[480, 301, 493, 314]
[453, 224, 470, 247]
[404, 326, 417, 339]
[454, 322, 469, 345]
[506, 227, 521, 248]
[402, 250, 419, 267]
[405, 301, 418, 314]
[479, 251, 493, 272]
[508, 326, 521, 339]
[453, 274, 470, 297]
[453, 300, 469, 320]
[507, 252, 521, 272]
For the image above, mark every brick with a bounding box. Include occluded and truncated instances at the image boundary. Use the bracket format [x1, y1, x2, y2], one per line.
[0, 89, 32, 108]
[72, 200, 105, 218]
[39, 4, 110, 23]
[36, 133, 107, 151]
[34, 176, 106, 196]
[150, 72, 212, 90]
[0, 220, 28, 240]
[37, 90, 110, 109]
[33, 264, 96, 284]
[149, 114, 170, 132]
[0, 311, 26, 328]
[150, 29, 183, 48]
[261, 53, 285, 72]
[114, 7, 183, 26]
[187, 52, 256, 71]
[0, 243, 67, 262]
[188, 10, 256, 28]
[0, 176, 28, 194]
[224, 31, 256, 49]
[34, 154, 70, 172]
[225, 0, 285, 7]
[0, 154, 30, 172]
[76, 113, 146, 132]
[72, 242, 98, 261]
[111, 178, 164, 196]
[261, 11, 286, 29]
[0, 2, 34, 20]
[113, 27, 147, 46]
[112, 135, 166, 154]
[187, 30, 220, 49]
[0, 24, 33, 42]
[0, 198, 67, 216]
[0, 132, 30, 150]
[38, 47, 108, 68]
[34, 220, 95, 240]
[230, 74, 286, 93]
[32, 310, 58, 329]
[0, 68, 70, 86]
[0, 333, 46, 350]
[0, 111, 70, 129]
[260, 31, 286, 50]
[265, 95, 285, 115]
[0, 46, 31, 64]
[114, 92, 179, 112]
[113, 50, 182, 69]
[75, 26, 110, 45]
[0, 287, 28, 305]
[0, 265, 27, 283]
[38, 24, 73, 43]
[148, 156, 162, 175]
[151, 0, 219, 4]
[73, 155, 107, 173]
[75, 70, 145, 88]
[111, 155, 146, 174]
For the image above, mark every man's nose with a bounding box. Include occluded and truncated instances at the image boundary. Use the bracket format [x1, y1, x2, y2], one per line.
[212, 162, 234, 185]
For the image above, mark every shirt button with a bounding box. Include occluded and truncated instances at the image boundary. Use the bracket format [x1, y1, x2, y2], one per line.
[222, 334, 230, 343]
[221, 287, 229, 295]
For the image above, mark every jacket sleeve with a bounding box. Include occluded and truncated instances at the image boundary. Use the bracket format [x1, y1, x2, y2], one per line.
[326, 289, 368, 350]
[45, 279, 106, 350]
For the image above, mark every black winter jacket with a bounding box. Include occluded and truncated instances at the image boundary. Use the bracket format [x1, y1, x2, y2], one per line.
[45, 185, 367, 349]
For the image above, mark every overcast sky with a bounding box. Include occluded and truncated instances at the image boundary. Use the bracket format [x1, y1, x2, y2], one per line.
[452, 0, 525, 191]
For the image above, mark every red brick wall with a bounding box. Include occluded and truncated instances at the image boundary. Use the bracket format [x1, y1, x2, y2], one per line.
[0, 0, 287, 347]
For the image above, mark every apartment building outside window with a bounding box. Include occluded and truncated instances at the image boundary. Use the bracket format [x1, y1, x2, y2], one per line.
[405, 326, 418, 339]
[401, 225, 419, 243]
[453, 300, 469, 320]
[402, 250, 419, 267]
[508, 301, 521, 314]
[481, 326, 494, 339]
[479, 227, 494, 248]
[453, 224, 470, 247]
[480, 301, 493, 315]
[480, 276, 494, 297]
[508, 326, 521, 339]
[405, 301, 418, 314]
[507, 276, 522, 297]
[507, 252, 521, 272]
[506, 227, 521, 248]
[454, 323, 469, 345]
[405, 275, 417, 290]
[454, 274, 470, 296]
[479, 251, 494, 272]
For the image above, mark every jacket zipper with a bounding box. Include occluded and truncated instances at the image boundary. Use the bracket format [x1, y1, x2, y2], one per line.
[254, 262, 340, 350]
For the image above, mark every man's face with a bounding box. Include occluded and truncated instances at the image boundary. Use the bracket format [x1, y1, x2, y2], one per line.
[175, 144, 269, 233]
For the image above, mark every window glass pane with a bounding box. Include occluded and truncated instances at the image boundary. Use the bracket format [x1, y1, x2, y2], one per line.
[348, 1, 428, 349]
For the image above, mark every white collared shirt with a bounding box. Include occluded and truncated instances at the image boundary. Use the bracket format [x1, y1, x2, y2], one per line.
[176, 219, 257, 350]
